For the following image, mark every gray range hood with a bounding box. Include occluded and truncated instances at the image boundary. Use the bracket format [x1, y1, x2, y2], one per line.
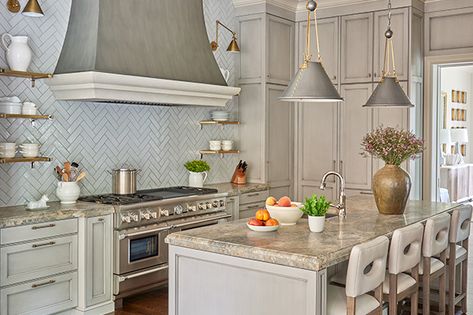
[48, 0, 240, 106]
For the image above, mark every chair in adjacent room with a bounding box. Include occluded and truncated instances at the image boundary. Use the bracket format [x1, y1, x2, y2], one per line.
[326, 236, 389, 315]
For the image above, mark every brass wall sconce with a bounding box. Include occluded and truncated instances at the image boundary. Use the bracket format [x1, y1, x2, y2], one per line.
[210, 20, 240, 53]
[6, 0, 44, 17]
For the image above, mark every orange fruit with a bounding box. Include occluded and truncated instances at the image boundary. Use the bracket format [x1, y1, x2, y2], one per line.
[265, 218, 279, 226]
[278, 196, 292, 207]
[255, 209, 270, 221]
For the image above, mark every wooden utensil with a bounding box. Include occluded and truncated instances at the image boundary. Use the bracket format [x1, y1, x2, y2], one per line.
[64, 161, 71, 178]
[75, 171, 86, 182]
[62, 173, 69, 182]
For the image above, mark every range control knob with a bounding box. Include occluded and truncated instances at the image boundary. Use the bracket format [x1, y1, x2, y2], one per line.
[160, 209, 170, 217]
[187, 204, 197, 212]
[212, 200, 219, 208]
[206, 202, 212, 209]
[198, 203, 206, 210]
[220, 200, 225, 207]
[150, 210, 158, 219]
[174, 205, 184, 215]
[141, 210, 151, 220]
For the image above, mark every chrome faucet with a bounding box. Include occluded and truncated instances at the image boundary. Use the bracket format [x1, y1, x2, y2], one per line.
[320, 171, 347, 218]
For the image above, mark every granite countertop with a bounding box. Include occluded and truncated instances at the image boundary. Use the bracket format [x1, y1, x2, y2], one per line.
[0, 202, 115, 229]
[205, 182, 269, 197]
[166, 195, 461, 271]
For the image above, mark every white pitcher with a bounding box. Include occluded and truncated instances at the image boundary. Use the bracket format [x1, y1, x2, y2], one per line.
[188, 171, 208, 188]
[1, 34, 32, 72]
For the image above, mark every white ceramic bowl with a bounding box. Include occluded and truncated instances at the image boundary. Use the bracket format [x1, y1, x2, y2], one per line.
[266, 202, 303, 225]
[246, 223, 279, 232]
[0, 103, 22, 114]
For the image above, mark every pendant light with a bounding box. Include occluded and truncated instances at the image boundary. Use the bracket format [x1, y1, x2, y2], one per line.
[364, 0, 413, 107]
[280, 0, 342, 102]
[22, 0, 44, 17]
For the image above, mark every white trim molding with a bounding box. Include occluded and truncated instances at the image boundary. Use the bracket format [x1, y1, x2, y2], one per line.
[48, 72, 241, 107]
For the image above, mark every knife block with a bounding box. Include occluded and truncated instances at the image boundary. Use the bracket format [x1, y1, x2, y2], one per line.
[231, 169, 247, 185]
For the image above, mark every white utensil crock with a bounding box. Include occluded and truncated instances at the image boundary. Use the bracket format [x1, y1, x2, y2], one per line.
[308, 215, 325, 233]
[188, 171, 208, 188]
[56, 181, 80, 204]
[1, 34, 32, 72]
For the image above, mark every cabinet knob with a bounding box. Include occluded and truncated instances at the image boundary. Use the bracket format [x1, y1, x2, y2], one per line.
[368, 73, 372, 78]
[374, 72, 377, 78]
[333, 75, 337, 80]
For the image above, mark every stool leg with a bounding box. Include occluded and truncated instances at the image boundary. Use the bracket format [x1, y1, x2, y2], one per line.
[389, 274, 398, 315]
[423, 258, 431, 315]
[461, 239, 468, 314]
[447, 250, 456, 315]
[439, 251, 447, 315]
[411, 265, 419, 315]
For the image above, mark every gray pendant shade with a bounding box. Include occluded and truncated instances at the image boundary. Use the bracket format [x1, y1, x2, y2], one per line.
[279, 61, 343, 102]
[363, 77, 414, 107]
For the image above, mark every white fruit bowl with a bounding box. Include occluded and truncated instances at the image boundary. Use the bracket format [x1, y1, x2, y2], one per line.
[266, 202, 303, 225]
[246, 223, 279, 232]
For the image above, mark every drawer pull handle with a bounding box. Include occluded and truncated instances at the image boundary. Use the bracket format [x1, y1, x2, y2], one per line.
[246, 193, 260, 197]
[360, 191, 373, 195]
[32, 223, 56, 230]
[32, 279, 56, 288]
[32, 241, 56, 248]
[98, 218, 104, 222]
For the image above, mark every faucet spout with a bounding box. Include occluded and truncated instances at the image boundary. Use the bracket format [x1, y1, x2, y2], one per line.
[320, 171, 347, 218]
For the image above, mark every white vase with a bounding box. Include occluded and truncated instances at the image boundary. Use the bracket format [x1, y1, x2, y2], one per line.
[56, 181, 81, 204]
[308, 215, 325, 233]
[1, 34, 32, 72]
[188, 171, 208, 188]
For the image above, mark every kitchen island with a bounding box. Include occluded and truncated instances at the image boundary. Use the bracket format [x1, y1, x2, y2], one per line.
[165, 195, 461, 315]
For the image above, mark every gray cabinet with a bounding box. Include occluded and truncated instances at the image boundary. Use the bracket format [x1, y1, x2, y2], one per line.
[340, 84, 373, 191]
[238, 12, 295, 198]
[226, 196, 240, 220]
[85, 216, 112, 307]
[341, 13, 373, 84]
[239, 190, 269, 220]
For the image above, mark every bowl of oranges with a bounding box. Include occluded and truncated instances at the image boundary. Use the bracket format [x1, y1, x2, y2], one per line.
[247, 209, 280, 232]
[265, 196, 303, 226]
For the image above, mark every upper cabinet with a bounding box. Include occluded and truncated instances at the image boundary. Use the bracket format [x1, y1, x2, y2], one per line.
[239, 15, 264, 82]
[298, 17, 339, 84]
[267, 16, 294, 85]
[341, 13, 373, 84]
[373, 8, 409, 82]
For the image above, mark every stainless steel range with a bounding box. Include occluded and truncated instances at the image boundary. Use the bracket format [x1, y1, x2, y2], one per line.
[79, 186, 230, 306]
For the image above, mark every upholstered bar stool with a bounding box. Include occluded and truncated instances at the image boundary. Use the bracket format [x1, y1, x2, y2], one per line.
[447, 205, 472, 315]
[383, 223, 424, 315]
[327, 236, 389, 315]
[420, 213, 451, 315]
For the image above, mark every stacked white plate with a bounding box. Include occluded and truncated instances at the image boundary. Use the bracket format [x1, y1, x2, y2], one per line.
[0, 96, 22, 114]
[211, 111, 230, 121]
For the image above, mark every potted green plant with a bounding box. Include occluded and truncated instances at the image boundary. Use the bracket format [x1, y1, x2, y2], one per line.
[361, 127, 424, 214]
[184, 160, 210, 187]
[301, 195, 331, 232]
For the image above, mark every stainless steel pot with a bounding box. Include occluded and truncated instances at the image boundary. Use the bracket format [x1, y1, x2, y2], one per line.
[111, 168, 139, 195]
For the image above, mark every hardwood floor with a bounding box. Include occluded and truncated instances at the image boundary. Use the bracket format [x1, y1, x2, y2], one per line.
[108, 239, 473, 315]
[111, 287, 168, 315]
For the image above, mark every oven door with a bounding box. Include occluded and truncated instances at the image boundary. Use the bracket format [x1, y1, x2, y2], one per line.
[116, 225, 171, 275]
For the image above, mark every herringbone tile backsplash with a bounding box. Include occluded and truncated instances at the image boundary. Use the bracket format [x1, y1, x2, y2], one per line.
[0, 0, 239, 206]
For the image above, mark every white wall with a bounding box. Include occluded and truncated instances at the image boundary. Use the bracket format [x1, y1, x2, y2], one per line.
[440, 66, 473, 162]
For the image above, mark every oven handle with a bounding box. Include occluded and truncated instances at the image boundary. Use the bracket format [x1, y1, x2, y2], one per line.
[118, 265, 169, 282]
[118, 226, 173, 240]
[172, 214, 232, 229]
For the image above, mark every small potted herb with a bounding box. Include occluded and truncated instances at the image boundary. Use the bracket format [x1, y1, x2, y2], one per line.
[301, 195, 331, 232]
[184, 160, 210, 187]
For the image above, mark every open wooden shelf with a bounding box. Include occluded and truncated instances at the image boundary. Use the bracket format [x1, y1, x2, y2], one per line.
[0, 113, 52, 120]
[199, 150, 239, 158]
[0, 69, 53, 87]
[199, 120, 240, 129]
[0, 157, 51, 166]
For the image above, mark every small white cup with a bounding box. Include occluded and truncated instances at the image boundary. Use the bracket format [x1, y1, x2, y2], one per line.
[221, 140, 234, 151]
[0, 143, 17, 158]
[19, 143, 40, 157]
[22, 101, 37, 115]
[209, 140, 222, 151]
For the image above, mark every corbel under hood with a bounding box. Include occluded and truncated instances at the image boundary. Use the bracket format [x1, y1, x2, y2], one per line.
[48, 0, 240, 107]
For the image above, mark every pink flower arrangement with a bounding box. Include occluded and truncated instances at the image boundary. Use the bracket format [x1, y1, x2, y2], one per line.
[361, 127, 424, 166]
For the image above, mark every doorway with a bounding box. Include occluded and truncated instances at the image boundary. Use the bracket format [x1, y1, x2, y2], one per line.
[429, 61, 473, 202]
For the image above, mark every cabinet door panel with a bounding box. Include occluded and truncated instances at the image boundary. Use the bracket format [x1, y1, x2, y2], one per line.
[299, 17, 339, 83]
[340, 84, 373, 190]
[239, 83, 265, 183]
[86, 216, 112, 307]
[268, 85, 293, 187]
[299, 102, 338, 186]
[268, 16, 294, 84]
[374, 8, 409, 81]
[341, 13, 373, 83]
[239, 16, 264, 81]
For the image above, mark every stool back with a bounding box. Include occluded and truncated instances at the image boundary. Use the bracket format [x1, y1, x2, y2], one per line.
[389, 223, 424, 274]
[346, 236, 389, 298]
[450, 205, 472, 244]
[423, 213, 450, 258]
